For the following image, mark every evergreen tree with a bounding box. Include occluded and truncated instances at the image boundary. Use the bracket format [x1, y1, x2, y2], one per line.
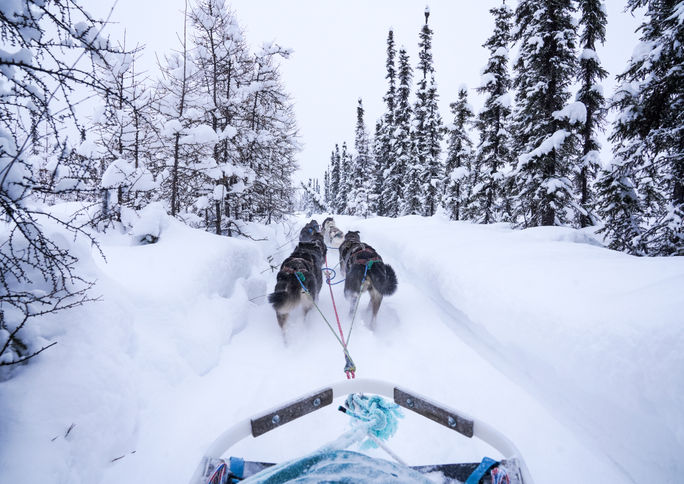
[153, 2, 197, 219]
[595, 159, 646, 254]
[389, 47, 413, 217]
[413, 7, 443, 217]
[329, 144, 342, 214]
[598, 0, 684, 256]
[188, 0, 251, 234]
[575, 0, 608, 227]
[470, 1, 514, 224]
[301, 179, 327, 215]
[339, 142, 352, 214]
[375, 29, 397, 216]
[157, 0, 299, 232]
[349, 99, 373, 217]
[92, 47, 157, 228]
[240, 43, 299, 224]
[370, 119, 384, 215]
[443, 87, 475, 221]
[511, 0, 578, 227]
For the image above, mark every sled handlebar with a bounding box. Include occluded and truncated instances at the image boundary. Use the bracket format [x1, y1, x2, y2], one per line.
[190, 378, 534, 484]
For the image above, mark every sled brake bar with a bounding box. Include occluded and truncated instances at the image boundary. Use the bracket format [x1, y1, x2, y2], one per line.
[251, 388, 334, 437]
[249, 383, 473, 439]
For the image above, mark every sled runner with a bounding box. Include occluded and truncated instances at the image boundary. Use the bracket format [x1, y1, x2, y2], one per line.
[189, 378, 534, 484]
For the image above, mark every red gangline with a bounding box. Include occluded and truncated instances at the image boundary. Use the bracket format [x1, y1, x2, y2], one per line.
[325, 254, 354, 379]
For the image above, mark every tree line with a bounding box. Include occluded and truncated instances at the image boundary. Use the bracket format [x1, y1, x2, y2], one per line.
[322, 1, 683, 257]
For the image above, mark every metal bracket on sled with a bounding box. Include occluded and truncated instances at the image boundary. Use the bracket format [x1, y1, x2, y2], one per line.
[394, 388, 474, 438]
[251, 389, 334, 437]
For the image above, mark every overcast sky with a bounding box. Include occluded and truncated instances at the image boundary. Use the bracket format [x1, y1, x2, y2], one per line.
[99, 0, 644, 182]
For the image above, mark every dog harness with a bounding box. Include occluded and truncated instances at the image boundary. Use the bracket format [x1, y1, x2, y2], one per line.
[350, 246, 381, 267]
[280, 257, 311, 274]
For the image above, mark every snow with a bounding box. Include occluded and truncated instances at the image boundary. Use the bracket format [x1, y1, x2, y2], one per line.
[162, 119, 184, 136]
[126, 202, 170, 244]
[494, 92, 511, 108]
[479, 72, 496, 87]
[493, 46, 508, 58]
[76, 138, 101, 158]
[672, 2, 684, 25]
[0, 212, 683, 484]
[179, 125, 219, 145]
[580, 48, 600, 62]
[518, 130, 571, 167]
[553, 101, 587, 124]
[100, 159, 135, 189]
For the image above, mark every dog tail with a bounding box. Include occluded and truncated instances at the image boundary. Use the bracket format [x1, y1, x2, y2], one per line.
[268, 275, 302, 309]
[267, 289, 290, 309]
[369, 262, 398, 296]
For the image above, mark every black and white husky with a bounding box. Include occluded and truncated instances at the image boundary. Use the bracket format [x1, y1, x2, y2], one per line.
[322, 217, 344, 248]
[268, 222, 326, 333]
[339, 231, 397, 329]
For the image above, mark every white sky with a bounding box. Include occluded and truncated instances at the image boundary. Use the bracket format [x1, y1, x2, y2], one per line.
[98, 0, 643, 182]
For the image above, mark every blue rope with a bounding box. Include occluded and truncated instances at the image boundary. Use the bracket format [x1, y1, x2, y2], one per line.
[342, 394, 403, 449]
[465, 457, 499, 484]
[323, 267, 345, 286]
[295, 271, 307, 291]
[322, 267, 337, 279]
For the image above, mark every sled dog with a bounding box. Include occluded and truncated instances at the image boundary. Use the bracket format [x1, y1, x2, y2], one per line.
[339, 231, 397, 329]
[268, 223, 326, 333]
[298, 219, 320, 242]
[322, 217, 344, 248]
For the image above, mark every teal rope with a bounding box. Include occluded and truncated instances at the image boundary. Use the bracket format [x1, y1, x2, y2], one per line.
[344, 260, 375, 346]
[295, 272, 357, 371]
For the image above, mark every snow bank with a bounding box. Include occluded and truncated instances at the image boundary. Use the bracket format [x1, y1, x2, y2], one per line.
[351, 215, 684, 484]
[0, 215, 267, 484]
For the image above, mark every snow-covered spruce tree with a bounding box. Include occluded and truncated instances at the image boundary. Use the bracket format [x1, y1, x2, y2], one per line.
[328, 144, 342, 214]
[594, 159, 646, 254]
[348, 99, 373, 217]
[152, 0, 207, 220]
[388, 47, 413, 217]
[338, 141, 352, 215]
[374, 28, 398, 216]
[0, 0, 126, 369]
[190, 0, 242, 233]
[239, 43, 299, 224]
[413, 7, 443, 217]
[91, 47, 157, 229]
[469, 1, 514, 224]
[188, 0, 252, 235]
[370, 119, 383, 215]
[443, 87, 475, 221]
[300, 178, 328, 216]
[597, 0, 683, 256]
[575, 0, 608, 228]
[511, 0, 579, 227]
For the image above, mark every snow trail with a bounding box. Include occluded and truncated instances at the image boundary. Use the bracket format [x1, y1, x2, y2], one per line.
[2, 214, 682, 484]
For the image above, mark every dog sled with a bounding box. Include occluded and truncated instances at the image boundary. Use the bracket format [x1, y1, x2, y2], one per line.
[189, 378, 534, 484]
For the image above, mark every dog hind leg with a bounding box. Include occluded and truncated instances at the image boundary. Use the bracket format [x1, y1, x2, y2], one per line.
[367, 286, 383, 331]
[347, 292, 360, 319]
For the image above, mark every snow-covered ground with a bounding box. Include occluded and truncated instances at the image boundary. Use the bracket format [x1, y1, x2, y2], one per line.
[1, 212, 683, 484]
